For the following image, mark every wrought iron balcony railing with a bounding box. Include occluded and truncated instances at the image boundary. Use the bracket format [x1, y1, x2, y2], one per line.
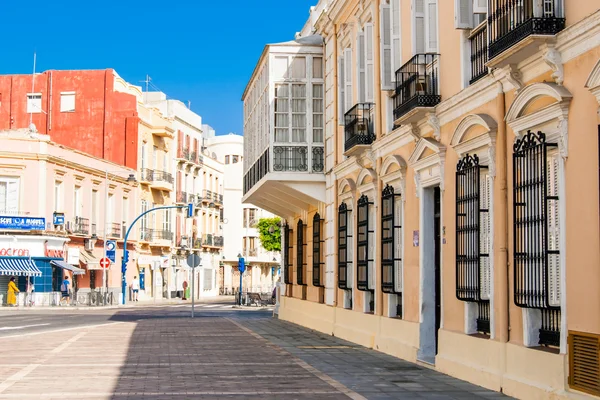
[244, 248, 258, 257]
[470, 23, 488, 84]
[488, 0, 565, 60]
[393, 53, 440, 121]
[176, 191, 188, 204]
[178, 147, 190, 160]
[344, 103, 375, 152]
[202, 233, 213, 246]
[213, 235, 224, 247]
[109, 222, 121, 238]
[140, 228, 153, 242]
[73, 216, 90, 235]
[273, 146, 308, 172]
[140, 168, 154, 182]
[154, 230, 174, 241]
[152, 170, 174, 185]
[312, 147, 324, 172]
[243, 148, 269, 195]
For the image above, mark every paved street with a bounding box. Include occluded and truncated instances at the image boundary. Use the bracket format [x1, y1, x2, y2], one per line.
[0, 300, 511, 399]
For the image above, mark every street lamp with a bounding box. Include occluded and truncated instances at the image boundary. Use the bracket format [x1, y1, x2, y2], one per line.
[237, 252, 245, 305]
[103, 170, 136, 302]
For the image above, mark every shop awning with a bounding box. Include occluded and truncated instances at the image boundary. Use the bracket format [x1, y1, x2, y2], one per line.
[51, 260, 85, 275]
[0, 258, 42, 277]
[79, 251, 101, 270]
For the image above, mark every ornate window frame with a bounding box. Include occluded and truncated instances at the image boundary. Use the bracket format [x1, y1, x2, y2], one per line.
[506, 82, 572, 353]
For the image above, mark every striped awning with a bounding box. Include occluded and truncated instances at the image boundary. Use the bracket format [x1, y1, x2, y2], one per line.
[51, 260, 85, 276]
[0, 258, 42, 277]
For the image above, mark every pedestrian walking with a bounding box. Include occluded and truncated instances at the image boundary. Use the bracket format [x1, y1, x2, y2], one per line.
[60, 275, 70, 306]
[6, 277, 19, 307]
[131, 276, 140, 302]
[26, 278, 35, 307]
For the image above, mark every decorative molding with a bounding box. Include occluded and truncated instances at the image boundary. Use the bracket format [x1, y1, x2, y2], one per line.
[585, 59, 600, 116]
[427, 113, 441, 141]
[505, 64, 524, 92]
[414, 174, 421, 198]
[558, 117, 569, 160]
[542, 45, 564, 85]
[372, 123, 418, 159]
[450, 114, 498, 147]
[488, 146, 496, 178]
[409, 138, 446, 193]
[505, 82, 572, 123]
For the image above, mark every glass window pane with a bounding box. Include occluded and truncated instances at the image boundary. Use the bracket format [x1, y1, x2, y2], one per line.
[313, 57, 323, 79]
[291, 57, 306, 79]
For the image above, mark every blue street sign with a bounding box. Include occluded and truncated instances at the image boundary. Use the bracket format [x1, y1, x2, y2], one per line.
[238, 257, 245, 274]
[106, 240, 116, 263]
[53, 213, 64, 225]
[0, 216, 45, 230]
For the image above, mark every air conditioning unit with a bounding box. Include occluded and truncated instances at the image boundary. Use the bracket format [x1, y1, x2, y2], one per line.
[84, 240, 94, 252]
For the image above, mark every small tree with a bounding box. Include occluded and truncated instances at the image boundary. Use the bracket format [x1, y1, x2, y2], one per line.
[257, 217, 281, 252]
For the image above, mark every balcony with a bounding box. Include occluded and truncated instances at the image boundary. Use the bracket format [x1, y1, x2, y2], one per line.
[153, 230, 174, 241]
[108, 222, 121, 239]
[202, 233, 213, 247]
[149, 170, 174, 192]
[213, 235, 224, 247]
[242, 146, 325, 219]
[73, 216, 90, 236]
[139, 228, 153, 242]
[470, 22, 488, 84]
[140, 168, 153, 185]
[175, 191, 188, 204]
[487, 0, 565, 68]
[244, 248, 258, 257]
[393, 53, 440, 125]
[344, 103, 375, 157]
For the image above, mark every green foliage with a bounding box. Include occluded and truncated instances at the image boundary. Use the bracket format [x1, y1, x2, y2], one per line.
[256, 217, 282, 252]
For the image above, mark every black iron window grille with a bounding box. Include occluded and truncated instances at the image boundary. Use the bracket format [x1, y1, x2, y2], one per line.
[344, 103, 375, 152]
[513, 130, 561, 347]
[381, 184, 403, 318]
[273, 146, 308, 172]
[393, 53, 440, 121]
[312, 213, 325, 287]
[357, 194, 373, 292]
[456, 153, 492, 334]
[283, 224, 292, 285]
[488, 0, 565, 60]
[338, 203, 353, 290]
[243, 148, 269, 195]
[469, 23, 488, 84]
[297, 219, 307, 286]
[312, 147, 324, 172]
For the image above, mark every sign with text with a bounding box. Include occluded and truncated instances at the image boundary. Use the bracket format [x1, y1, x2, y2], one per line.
[0, 216, 45, 231]
[106, 240, 116, 263]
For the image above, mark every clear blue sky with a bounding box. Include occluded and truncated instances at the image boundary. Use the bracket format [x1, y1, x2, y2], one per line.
[0, 0, 317, 136]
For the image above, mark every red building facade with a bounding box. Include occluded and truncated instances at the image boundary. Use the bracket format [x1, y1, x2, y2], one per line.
[0, 69, 139, 169]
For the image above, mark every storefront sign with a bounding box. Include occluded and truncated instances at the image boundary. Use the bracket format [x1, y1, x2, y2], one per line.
[0, 247, 30, 256]
[44, 241, 65, 258]
[67, 247, 80, 265]
[0, 216, 45, 231]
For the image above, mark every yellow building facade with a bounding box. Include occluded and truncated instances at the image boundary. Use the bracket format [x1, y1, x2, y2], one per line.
[243, 0, 600, 398]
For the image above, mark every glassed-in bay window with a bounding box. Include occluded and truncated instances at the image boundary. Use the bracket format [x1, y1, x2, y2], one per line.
[313, 84, 324, 143]
[292, 84, 307, 142]
[274, 84, 290, 143]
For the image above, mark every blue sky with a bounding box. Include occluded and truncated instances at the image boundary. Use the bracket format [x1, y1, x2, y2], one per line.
[0, 0, 317, 136]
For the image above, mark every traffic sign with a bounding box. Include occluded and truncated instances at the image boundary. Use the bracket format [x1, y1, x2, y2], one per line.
[99, 257, 111, 269]
[186, 254, 201, 268]
[238, 257, 245, 274]
[106, 240, 116, 263]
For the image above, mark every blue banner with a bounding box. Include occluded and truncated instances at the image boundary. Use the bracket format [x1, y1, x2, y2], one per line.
[0, 216, 46, 230]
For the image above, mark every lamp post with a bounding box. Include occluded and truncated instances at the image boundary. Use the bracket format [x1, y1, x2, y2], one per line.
[237, 253, 245, 305]
[103, 171, 136, 304]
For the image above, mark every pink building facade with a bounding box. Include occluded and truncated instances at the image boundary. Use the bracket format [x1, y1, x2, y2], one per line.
[0, 129, 138, 305]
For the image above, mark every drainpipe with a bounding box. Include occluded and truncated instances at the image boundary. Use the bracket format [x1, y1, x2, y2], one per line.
[495, 81, 509, 344]
[376, 157, 383, 316]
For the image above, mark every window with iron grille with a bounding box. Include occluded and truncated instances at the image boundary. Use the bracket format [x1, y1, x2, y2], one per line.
[513, 130, 561, 347]
[283, 224, 293, 285]
[338, 203, 353, 290]
[312, 213, 324, 287]
[357, 194, 374, 292]
[297, 219, 307, 285]
[381, 184, 403, 317]
[456, 153, 491, 334]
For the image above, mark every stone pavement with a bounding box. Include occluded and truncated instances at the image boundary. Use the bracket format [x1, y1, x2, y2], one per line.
[0, 307, 512, 399]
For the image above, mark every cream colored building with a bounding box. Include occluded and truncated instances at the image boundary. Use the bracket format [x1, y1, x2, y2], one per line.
[115, 79, 175, 300]
[243, 0, 600, 398]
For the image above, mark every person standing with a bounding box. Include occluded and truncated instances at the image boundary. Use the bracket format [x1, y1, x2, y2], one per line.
[26, 278, 35, 307]
[60, 275, 70, 306]
[7, 277, 19, 306]
[131, 276, 140, 302]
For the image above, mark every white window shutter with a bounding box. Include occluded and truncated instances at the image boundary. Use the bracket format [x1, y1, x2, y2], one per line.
[338, 56, 345, 123]
[344, 48, 353, 112]
[455, 0, 474, 29]
[391, 0, 402, 82]
[365, 23, 375, 103]
[6, 180, 18, 213]
[479, 173, 491, 300]
[357, 32, 366, 103]
[547, 152, 561, 307]
[380, 3, 394, 90]
[473, 0, 487, 14]
[394, 196, 403, 293]
[414, 0, 426, 54]
[347, 210, 354, 289]
[426, 0, 439, 53]
[368, 204, 376, 290]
